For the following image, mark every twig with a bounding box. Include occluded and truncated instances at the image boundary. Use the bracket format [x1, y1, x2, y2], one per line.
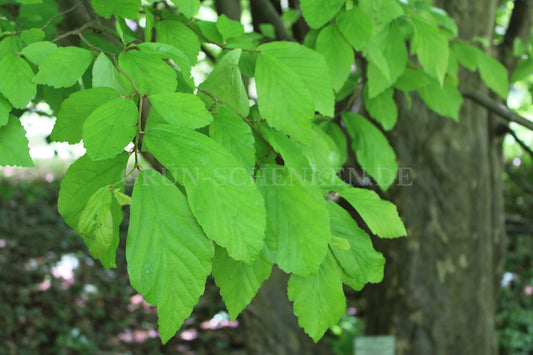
[460, 88, 533, 131]
[507, 128, 533, 160]
[51, 22, 92, 43]
[41, 1, 84, 31]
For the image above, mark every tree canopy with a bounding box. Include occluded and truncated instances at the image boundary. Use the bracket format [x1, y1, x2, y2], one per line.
[0, 0, 528, 344]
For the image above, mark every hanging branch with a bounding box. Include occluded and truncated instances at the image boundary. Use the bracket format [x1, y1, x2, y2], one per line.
[254, 0, 295, 42]
[460, 89, 533, 131]
[507, 128, 533, 160]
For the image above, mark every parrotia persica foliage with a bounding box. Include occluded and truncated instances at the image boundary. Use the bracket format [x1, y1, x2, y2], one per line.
[0, 0, 509, 343]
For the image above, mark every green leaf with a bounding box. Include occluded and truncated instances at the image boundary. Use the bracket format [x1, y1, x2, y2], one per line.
[359, 0, 403, 24]
[21, 28, 45, 44]
[119, 50, 177, 95]
[149, 93, 212, 129]
[316, 25, 354, 92]
[339, 187, 406, 238]
[0, 95, 11, 127]
[417, 78, 463, 121]
[0, 36, 22, 61]
[394, 68, 430, 92]
[137, 42, 191, 76]
[259, 124, 340, 188]
[156, 20, 200, 64]
[452, 42, 480, 71]
[209, 104, 255, 169]
[259, 41, 334, 117]
[58, 153, 128, 268]
[288, 252, 346, 342]
[144, 124, 266, 264]
[411, 14, 449, 85]
[83, 97, 138, 160]
[366, 22, 407, 98]
[299, 0, 344, 29]
[127, 171, 213, 344]
[91, 0, 140, 19]
[342, 112, 398, 190]
[113, 189, 132, 206]
[429, 7, 458, 38]
[78, 187, 114, 259]
[336, 7, 373, 51]
[212, 245, 272, 321]
[0, 116, 33, 167]
[256, 166, 330, 276]
[33, 47, 93, 88]
[330, 235, 351, 251]
[92, 53, 133, 96]
[0, 54, 36, 108]
[216, 14, 244, 41]
[364, 86, 397, 130]
[137, 42, 194, 90]
[316, 121, 347, 167]
[255, 53, 314, 143]
[20, 41, 57, 66]
[51, 87, 120, 144]
[511, 58, 533, 83]
[327, 202, 385, 290]
[477, 51, 509, 99]
[171, 0, 201, 18]
[259, 125, 312, 174]
[199, 49, 249, 116]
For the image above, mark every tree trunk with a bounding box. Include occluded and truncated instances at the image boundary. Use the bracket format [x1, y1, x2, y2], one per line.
[364, 1, 507, 354]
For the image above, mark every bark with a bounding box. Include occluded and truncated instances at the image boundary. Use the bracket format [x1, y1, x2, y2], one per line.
[363, 1, 511, 354]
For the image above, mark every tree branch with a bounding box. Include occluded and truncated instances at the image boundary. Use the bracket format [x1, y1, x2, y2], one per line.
[460, 89, 533, 131]
[507, 128, 533, 161]
[254, 0, 294, 41]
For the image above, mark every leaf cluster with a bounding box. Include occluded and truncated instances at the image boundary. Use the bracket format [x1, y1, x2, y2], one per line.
[0, 0, 513, 343]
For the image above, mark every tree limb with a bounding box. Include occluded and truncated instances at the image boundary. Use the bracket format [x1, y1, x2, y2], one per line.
[507, 127, 533, 160]
[460, 89, 533, 131]
[254, 0, 294, 41]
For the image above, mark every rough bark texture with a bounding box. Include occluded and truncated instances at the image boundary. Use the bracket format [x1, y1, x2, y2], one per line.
[364, 1, 509, 354]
